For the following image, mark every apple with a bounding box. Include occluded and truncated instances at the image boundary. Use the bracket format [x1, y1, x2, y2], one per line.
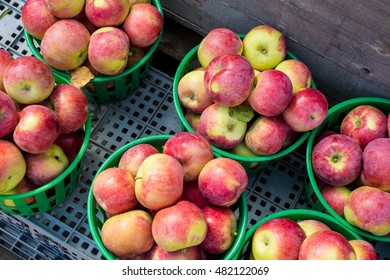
[0, 49, 14, 92]
[122, 3, 163, 48]
[198, 103, 247, 150]
[311, 134, 362, 186]
[101, 209, 154, 258]
[182, 180, 210, 209]
[25, 144, 69, 186]
[197, 28, 243, 68]
[204, 53, 254, 107]
[92, 167, 137, 215]
[242, 25, 286, 71]
[41, 19, 90, 71]
[88, 27, 130, 76]
[21, 0, 59, 40]
[54, 129, 84, 163]
[320, 185, 351, 218]
[275, 59, 312, 93]
[185, 110, 201, 133]
[248, 69, 293, 116]
[163, 132, 214, 181]
[129, 0, 150, 7]
[313, 130, 337, 146]
[348, 239, 378, 260]
[344, 186, 390, 236]
[45, 0, 85, 18]
[282, 88, 328, 132]
[73, 6, 98, 34]
[297, 219, 331, 237]
[0, 177, 38, 206]
[13, 105, 61, 154]
[200, 205, 237, 255]
[3, 56, 55, 104]
[251, 218, 306, 260]
[340, 105, 387, 149]
[146, 244, 203, 260]
[0, 90, 19, 138]
[118, 143, 159, 178]
[126, 46, 147, 68]
[245, 115, 288, 156]
[0, 140, 26, 193]
[198, 157, 248, 207]
[49, 84, 89, 134]
[298, 230, 356, 260]
[282, 120, 301, 148]
[229, 141, 259, 169]
[360, 138, 390, 192]
[178, 68, 213, 114]
[85, 0, 130, 27]
[152, 200, 207, 252]
[135, 153, 184, 210]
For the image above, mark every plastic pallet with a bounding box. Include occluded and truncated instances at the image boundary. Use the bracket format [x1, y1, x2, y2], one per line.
[0, 0, 389, 261]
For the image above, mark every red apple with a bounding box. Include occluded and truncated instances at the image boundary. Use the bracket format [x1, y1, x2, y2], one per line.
[54, 129, 85, 163]
[197, 28, 243, 68]
[320, 185, 351, 218]
[275, 59, 312, 93]
[92, 167, 137, 215]
[204, 53, 254, 107]
[198, 157, 248, 207]
[297, 219, 331, 237]
[311, 133, 362, 186]
[282, 88, 328, 132]
[248, 69, 293, 116]
[73, 6, 98, 34]
[13, 105, 61, 154]
[0, 90, 18, 138]
[184, 110, 201, 133]
[85, 0, 130, 27]
[122, 3, 163, 48]
[163, 132, 214, 181]
[45, 0, 85, 18]
[0, 140, 26, 193]
[126, 46, 147, 68]
[340, 105, 387, 149]
[146, 244, 203, 260]
[348, 239, 378, 260]
[0, 49, 14, 92]
[182, 180, 210, 209]
[0, 177, 38, 206]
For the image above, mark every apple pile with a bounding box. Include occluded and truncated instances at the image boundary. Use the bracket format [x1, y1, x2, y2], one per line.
[21, 0, 163, 77]
[311, 103, 390, 237]
[250, 217, 378, 260]
[177, 25, 329, 157]
[91, 132, 248, 260]
[0, 50, 89, 204]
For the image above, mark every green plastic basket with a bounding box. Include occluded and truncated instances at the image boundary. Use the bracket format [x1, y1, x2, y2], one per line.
[87, 134, 249, 260]
[233, 209, 362, 260]
[305, 96, 390, 242]
[0, 75, 92, 216]
[172, 34, 316, 174]
[24, 0, 163, 104]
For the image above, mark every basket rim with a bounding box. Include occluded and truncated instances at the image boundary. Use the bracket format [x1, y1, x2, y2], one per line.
[24, 0, 164, 83]
[87, 134, 249, 260]
[306, 96, 390, 242]
[172, 33, 315, 163]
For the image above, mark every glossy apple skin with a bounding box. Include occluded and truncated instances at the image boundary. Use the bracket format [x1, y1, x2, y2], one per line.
[152, 200, 207, 252]
[41, 19, 90, 71]
[21, 0, 59, 40]
[88, 27, 130, 76]
[297, 219, 331, 237]
[122, 3, 163, 48]
[275, 59, 312, 93]
[245, 115, 288, 156]
[340, 105, 387, 149]
[197, 28, 243, 68]
[163, 132, 214, 181]
[348, 239, 378, 260]
[13, 105, 61, 154]
[320, 185, 351, 218]
[101, 209, 154, 258]
[85, 0, 130, 27]
[311, 133, 362, 186]
[135, 153, 184, 210]
[248, 70, 293, 116]
[25, 144, 69, 186]
[54, 129, 84, 163]
[198, 158, 248, 207]
[204, 53, 254, 107]
[182, 180, 210, 209]
[344, 186, 390, 236]
[146, 244, 203, 260]
[45, 0, 85, 18]
[282, 88, 328, 132]
[0, 140, 26, 193]
[200, 205, 237, 255]
[252, 218, 306, 260]
[92, 167, 137, 215]
[3, 56, 55, 104]
[118, 143, 159, 178]
[361, 138, 390, 192]
[299, 230, 356, 260]
[0, 90, 18, 138]
[0, 50, 14, 91]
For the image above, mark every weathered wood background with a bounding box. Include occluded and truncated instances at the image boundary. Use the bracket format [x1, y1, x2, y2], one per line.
[160, 0, 390, 105]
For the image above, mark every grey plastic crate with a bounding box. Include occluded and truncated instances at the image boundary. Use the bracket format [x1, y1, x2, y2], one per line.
[0, 0, 389, 261]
